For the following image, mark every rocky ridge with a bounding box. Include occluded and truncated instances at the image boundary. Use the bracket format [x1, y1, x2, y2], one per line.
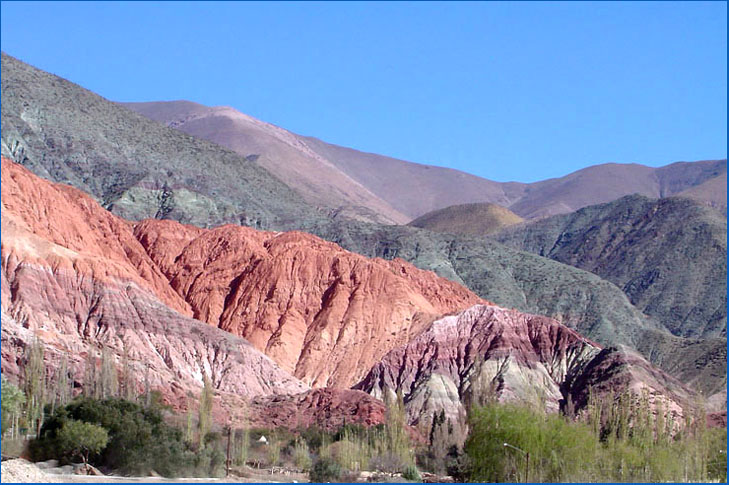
[356, 304, 695, 426]
[1, 157, 480, 397]
[134, 219, 482, 388]
[124, 100, 726, 221]
[493, 194, 727, 339]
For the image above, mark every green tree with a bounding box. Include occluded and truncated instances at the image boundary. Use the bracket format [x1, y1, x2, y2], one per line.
[83, 349, 98, 399]
[267, 432, 281, 468]
[310, 456, 342, 482]
[55, 353, 71, 410]
[293, 437, 312, 471]
[24, 337, 46, 435]
[465, 402, 599, 482]
[120, 342, 135, 401]
[198, 374, 213, 449]
[56, 419, 109, 467]
[2, 377, 26, 438]
[384, 389, 412, 469]
[32, 397, 192, 477]
[99, 346, 118, 399]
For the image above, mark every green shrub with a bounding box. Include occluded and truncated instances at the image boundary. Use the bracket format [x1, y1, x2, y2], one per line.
[402, 464, 421, 481]
[293, 438, 312, 471]
[310, 456, 342, 482]
[55, 420, 108, 466]
[30, 397, 199, 477]
[464, 401, 727, 483]
[465, 402, 600, 482]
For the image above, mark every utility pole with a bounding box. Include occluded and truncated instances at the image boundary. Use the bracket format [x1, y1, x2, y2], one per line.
[226, 425, 232, 477]
[504, 442, 530, 483]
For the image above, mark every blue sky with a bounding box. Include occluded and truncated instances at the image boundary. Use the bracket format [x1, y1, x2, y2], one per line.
[1, 1, 726, 182]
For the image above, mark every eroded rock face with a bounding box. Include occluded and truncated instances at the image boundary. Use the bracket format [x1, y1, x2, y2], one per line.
[1, 157, 481, 399]
[246, 388, 386, 431]
[356, 304, 695, 426]
[1, 157, 308, 404]
[133, 220, 483, 388]
[355, 305, 600, 423]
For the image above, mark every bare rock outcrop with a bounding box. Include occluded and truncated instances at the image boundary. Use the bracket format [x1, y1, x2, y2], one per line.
[356, 304, 696, 426]
[1, 156, 480, 403]
[247, 388, 386, 431]
[133, 219, 483, 388]
[1, 158, 306, 405]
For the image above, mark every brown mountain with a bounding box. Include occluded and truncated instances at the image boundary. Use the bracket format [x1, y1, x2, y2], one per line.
[408, 202, 524, 236]
[122, 100, 726, 221]
[675, 171, 728, 214]
[508, 160, 727, 219]
[122, 101, 409, 224]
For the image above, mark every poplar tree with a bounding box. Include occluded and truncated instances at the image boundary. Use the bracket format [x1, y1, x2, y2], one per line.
[198, 373, 213, 449]
[83, 349, 98, 399]
[120, 342, 135, 401]
[24, 337, 46, 436]
[99, 345, 118, 399]
[56, 353, 70, 408]
[384, 389, 411, 468]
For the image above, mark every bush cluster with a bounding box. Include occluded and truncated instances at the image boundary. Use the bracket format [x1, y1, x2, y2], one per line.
[464, 401, 727, 483]
[30, 397, 224, 478]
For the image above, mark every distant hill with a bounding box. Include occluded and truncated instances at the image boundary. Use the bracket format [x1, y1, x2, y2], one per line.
[494, 194, 727, 339]
[675, 171, 728, 214]
[408, 202, 523, 236]
[508, 160, 727, 219]
[124, 100, 726, 221]
[0, 53, 325, 230]
[123, 101, 409, 224]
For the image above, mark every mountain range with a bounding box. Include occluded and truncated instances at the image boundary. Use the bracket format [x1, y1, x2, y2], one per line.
[1, 52, 725, 430]
[124, 100, 726, 223]
[0, 157, 700, 427]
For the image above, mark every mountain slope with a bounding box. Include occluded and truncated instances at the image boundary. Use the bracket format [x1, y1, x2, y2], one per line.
[0, 53, 325, 230]
[3, 157, 704, 432]
[2, 54, 724, 398]
[296, 218, 727, 397]
[1, 157, 482, 391]
[508, 160, 727, 219]
[123, 100, 726, 221]
[408, 202, 524, 236]
[1, 159, 308, 407]
[356, 304, 696, 425]
[134, 220, 482, 388]
[123, 101, 409, 224]
[675, 171, 728, 214]
[493, 195, 727, 339]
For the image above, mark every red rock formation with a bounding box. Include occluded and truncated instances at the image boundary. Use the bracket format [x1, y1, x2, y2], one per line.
[2, 157, 481, 399]
[133, 220, 483, 388]
[357, 304, 695, 427]
[1, 157, 306, 404]
[1, 156, 190, 317]
[246, 388, 386, 431]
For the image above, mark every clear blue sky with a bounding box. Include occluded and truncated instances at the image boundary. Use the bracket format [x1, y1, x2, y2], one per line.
[1, 1, 726, 182]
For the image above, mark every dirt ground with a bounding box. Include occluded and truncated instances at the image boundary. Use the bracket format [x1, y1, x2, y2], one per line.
[1, 459, 309, 483]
